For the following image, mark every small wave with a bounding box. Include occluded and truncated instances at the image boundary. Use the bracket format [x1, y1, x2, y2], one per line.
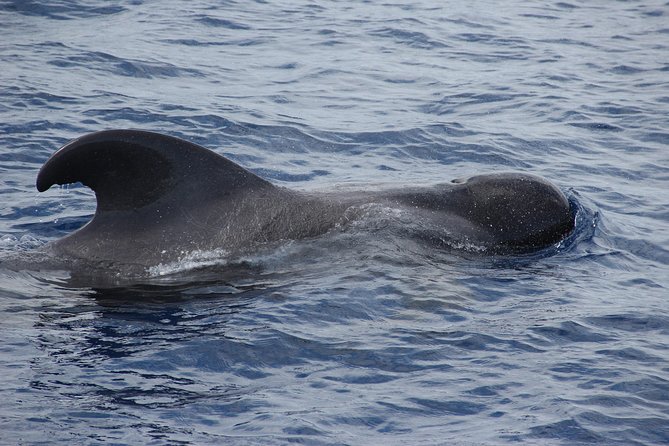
[196, 16, 251, 30]
[46, 50, 205, 79]
[2, 0, 126, 20]
[369, 27, 448, 50]
[569, 122, 623, 132]
[0, 234, 46, 252]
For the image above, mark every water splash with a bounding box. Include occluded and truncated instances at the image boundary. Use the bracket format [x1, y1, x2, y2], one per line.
[146, 248, 232, 277]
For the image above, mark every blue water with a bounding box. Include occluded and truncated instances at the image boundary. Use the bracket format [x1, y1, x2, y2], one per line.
[1, 0, 668, 444]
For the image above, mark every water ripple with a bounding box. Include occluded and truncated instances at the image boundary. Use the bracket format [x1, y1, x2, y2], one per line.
[1, 0, 668, 444]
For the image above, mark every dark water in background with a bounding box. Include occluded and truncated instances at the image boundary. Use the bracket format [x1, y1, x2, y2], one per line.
[1, 0, 668, 444]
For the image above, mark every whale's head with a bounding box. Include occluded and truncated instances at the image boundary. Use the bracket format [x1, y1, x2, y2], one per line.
[448, 172, 575, 252]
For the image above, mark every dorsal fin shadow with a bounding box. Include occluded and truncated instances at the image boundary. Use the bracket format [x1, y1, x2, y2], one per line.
[36, 129, 273, 212]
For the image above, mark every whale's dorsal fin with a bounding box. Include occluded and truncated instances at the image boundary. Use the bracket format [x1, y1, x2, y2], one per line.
[36, 129, 273, 212]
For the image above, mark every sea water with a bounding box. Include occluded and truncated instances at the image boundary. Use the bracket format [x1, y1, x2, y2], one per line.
[1, 1, 668, 444]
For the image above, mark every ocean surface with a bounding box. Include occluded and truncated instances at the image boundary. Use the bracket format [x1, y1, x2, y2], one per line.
[1, 0, 668, 444]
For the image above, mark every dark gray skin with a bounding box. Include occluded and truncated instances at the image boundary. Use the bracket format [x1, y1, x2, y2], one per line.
[36, 129, 574, 267]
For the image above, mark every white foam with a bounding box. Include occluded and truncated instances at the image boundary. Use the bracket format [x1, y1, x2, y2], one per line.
[146, 248, 231, 277]
[0, 234, 46, 252]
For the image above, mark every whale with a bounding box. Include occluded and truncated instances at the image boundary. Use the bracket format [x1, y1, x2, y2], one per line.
[35, 129, 575, 268]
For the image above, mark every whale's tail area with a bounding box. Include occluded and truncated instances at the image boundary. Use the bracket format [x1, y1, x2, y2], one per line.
[36, 129, 273, 212]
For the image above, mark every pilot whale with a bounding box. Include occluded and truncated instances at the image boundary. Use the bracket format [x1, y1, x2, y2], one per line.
[36, 129, 575, 267]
